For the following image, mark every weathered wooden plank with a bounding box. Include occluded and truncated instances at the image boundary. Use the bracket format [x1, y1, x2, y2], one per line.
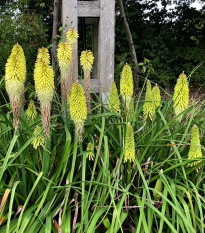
[79, 79, 100, 93]
[62, 0, 78, 90]
[98, 0, 115, 102]
[78, 1, 100, 17]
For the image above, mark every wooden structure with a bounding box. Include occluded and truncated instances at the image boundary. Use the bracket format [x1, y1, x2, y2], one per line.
[62, 0, 115, 101]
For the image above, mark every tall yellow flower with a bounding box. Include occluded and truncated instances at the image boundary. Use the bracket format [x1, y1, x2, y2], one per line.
[66, 28, 79, 45]
[120, 64, 133, 110]
[5, 43, 26, 133]
[70, 82, 87, 141]
[36, 47, 50, 64]
[57, 41, 72, 103]
[152, 84, 161, 108]
[66, 28, 79, 89]
[173, 72, 189, 120]
[124, 122, 135, 162]
[153, 178, 163, 199]
[143, 80, 155, 121]
[188, 125, 202, 170]
[109, 81, 120, 113]
[86, 142, 95, 160]
[26, 100, 37, 120]
[32, 126, 44, 149]
[34, 49, 54, 137]
[80, 50, 94, 110]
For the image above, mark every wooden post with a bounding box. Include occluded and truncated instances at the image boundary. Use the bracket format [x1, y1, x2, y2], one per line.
[98, 0, 115, 103]
[62, 0, 115, 100]
[62, 0, 78, 90]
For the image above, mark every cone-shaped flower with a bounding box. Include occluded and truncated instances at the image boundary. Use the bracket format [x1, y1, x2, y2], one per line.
[32, 126, 44, 149]
[57, 41, 72, 103]
[143, 80, 155, 121]
[153, 178, 163, 199]
[34, 51, 54, 137]
[173, 72, 189, 120]
[109, 81, 120, 113]
[70, 82, 87, 141]
[66, 28, 79, 45]
[5, 43, 26, 133]
[80, 50, 94, 110]
[120, 64, 133, 110]
[37, 47, 50, 64]
[86, 142, 95, 160]
[26, 100, 37, 120]
[152, 84, 161, 108]
[188, 125, 202, 170]
[124, 122, 135, 162]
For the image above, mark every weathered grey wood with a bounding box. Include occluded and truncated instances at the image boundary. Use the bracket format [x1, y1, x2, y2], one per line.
[62, 0, 78, 89]
[79, 79, 100, 93]
[78, 1, 100, 17]
[98, 0, 115, 101]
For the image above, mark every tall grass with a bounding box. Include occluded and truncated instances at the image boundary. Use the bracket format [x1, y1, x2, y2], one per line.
[0, 76, 205, 233]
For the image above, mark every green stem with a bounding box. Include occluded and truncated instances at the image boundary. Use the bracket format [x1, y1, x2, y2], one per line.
[81, 143, 86, 231]
[127, 161, 131, 185]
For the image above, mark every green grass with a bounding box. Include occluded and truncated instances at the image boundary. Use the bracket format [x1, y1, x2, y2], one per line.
[0, 80, 205, 233]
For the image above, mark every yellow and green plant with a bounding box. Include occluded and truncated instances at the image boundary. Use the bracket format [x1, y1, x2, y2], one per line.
[143, 80, 155, 121]
[109, 81, 120, 113]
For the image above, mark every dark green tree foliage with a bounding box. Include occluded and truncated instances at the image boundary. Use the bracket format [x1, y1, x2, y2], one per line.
[115, 0, 205, 86]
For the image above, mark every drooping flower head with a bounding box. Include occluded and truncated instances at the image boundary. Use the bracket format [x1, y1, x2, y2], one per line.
[5, 43, 26, 133]
[124, 122, 135, 162]
[70, 82, 87, 141]
[34, 49, 54, 137]
[109, 81, 120, 113]
[153, 178, 163, 199]
[31, 126, 44, 149]
[120, 64, 133, 110]
[66, 28, 79, 45]
[173, 72, 189, 120]
[86, 142, 95, 160]
[80, 50, 94, 72]
[188, 125, 202, 171]
[26, 100, 37, 120]
[152, 84, 161, 108]
[57, 41, 72, 103]
[143, 80, 155, 121]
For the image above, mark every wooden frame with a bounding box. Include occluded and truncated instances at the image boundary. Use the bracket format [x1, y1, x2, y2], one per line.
[62, 0, 115, 100]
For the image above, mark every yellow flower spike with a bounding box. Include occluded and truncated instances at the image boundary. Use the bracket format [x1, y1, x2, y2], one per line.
[188, 125, 202, 171]
[80, 50, 94, 72]
[57, 41, 72, 103]
[37, 47, 50, 64]
[86, 142, 95, 160]
[70, 82, 87, 141]
[31, 126, 44, 149]
[124, 122, 135, 162]
[66, 28, 79, 45]
[153, 178, 163, 199]
[152, 84, 161, 108]
[34, 56, 54, 137]
[109, 81, 120, 113]
[80, 50, 94, 110]
[173, 72, 189, 120]
[26, 100, 37, 120]
[143, 80, 155, 121]
[120, 64, 133, 110]
[5, 43, 26, 133]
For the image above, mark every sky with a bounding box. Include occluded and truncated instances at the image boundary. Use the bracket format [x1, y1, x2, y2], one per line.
[157, 0, 203, 10]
